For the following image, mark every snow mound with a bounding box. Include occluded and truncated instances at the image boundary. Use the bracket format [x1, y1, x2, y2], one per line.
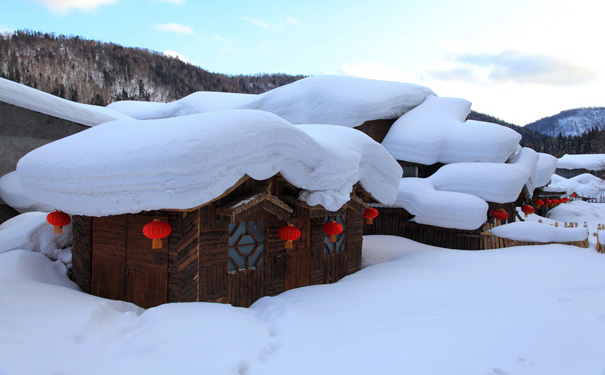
[557, 154, 605, 171]
[108, 75, 435, 126]
[0, 171, 54, 213]
[17, 110, 402, 216]
[489, 221, 588, 243]
[0, 77, 131, 126]
[0, 212, 72, 263]
[381, 96, 521, 164]
[536, 153, 558, 187]
[392, 178, 488, 230]
[428, 147, 539, 203]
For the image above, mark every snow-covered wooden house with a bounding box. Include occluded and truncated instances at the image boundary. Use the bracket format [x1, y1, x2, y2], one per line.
[17, 109, 401, 308]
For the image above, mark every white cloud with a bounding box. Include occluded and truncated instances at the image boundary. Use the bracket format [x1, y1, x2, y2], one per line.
[156, 23, 193, 35]
[0, 26, 14, 35]
[341, 61, 418, 84]
[33, 0, 117, 13]
[163, 50, 192, 64]
[287, 17, 299, 25]
[242, 17, 270, 29]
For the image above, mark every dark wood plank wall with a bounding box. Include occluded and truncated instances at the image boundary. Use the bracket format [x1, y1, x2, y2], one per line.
[166, 210, 200, 303]
[71, 215, 93, 293]
[354, 119, 395, 143]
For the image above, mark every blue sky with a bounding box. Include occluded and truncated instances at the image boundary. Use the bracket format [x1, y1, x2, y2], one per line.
[1, 0, 603, 125]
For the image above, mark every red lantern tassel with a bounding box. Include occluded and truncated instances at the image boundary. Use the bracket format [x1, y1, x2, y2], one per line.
[328, 235, 336, 243]
[152, 238, 162, 249]
[284, 240, 293, 249]
[54, 226, 62, 234]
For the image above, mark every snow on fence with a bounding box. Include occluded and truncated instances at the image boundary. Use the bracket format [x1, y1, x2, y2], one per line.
[480, 220, 590, 250]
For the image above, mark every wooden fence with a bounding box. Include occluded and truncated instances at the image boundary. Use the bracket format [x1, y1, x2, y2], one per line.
[480, 220, 590, 250]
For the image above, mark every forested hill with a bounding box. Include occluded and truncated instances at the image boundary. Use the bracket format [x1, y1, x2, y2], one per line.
[0, 30, 304, 106]
[524, 107, 605, 138]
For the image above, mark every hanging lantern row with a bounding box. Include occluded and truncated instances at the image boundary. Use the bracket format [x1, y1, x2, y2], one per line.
[143, 219, 172, 249]
[278, 224, 301, 249]
[47, 211, 71, 234]
[561, 197, 569, 203]
[521, 205, 534, 217]
[362, 207, 379, 224]
[491, 208, 509, 222]
[323, 221, 343, 243]
[534, 199, 544, 208]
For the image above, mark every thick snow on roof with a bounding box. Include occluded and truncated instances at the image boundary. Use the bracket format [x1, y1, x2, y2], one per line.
[490, 221, 588, 243]
[0, 171, 53, 213]
[545, 173, 605, 198]
[392, 178, 488, 230]
[428, 148, 539, 203]
[536, 153, 558, 187]
[381, 96, 521, 164]
[16, 110, 401, 216]
[107, 75, 435, 127]
[0, 77, 131, 126]
[557, 154, 605, 171]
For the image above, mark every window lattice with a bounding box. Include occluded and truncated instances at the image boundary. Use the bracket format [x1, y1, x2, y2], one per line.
[228, 220, 266, 272]
[324, 214, 346, 254]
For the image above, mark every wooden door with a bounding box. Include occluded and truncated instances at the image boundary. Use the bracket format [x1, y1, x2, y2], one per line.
[91, 216, 127, 300]
[285, 217, 310, 290]
[125, 215, 169, 309]
[91, 215, 169, 309]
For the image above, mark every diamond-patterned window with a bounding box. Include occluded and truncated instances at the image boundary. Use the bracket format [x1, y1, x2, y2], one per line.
[228, 220, 266, 272]
[324, 215, 346, 254]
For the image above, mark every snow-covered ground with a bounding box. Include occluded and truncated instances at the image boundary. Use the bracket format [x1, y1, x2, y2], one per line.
[1, 201, 605, 375]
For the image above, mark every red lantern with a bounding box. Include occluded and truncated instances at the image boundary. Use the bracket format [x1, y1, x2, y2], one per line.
[571, 193, 576, 198]
[561, 197, 569, 203]
[362, 207, 379, 224]
[143, 219, 172, 249]
[521, 205, 535, 217]
[491, 209, 508, 222]
[552, 199, 560, 206]
[47, 211, 71, 234]
[278, 224, 301, 249]
[534, 199, 544, 208]
[544, 199, 552, 206]
[323, 221, 343, 243]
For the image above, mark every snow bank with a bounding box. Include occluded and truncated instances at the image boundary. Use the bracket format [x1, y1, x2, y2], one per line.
[0, 77, 131, 126]
[557, 153, 605, 171]
[392, 178, 488, 230]
[0, 171, 53, 213]
[536, 153, 558, 187]
[17, 110, 402, 216]
[0, 212, 71, 263]
[428, 147, 539, 203]
[108, 75, 435, 126]
[547, 200, 605, 222]
[489, 221, 587, 243]
[381, 96, 521, 164]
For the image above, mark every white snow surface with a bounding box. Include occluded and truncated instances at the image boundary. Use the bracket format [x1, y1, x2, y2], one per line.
[0, 171, 53, 213]
[0, 212, 72, 263]
[489, 221, 588, 243]
[392, 177, 488, 230]
[3, 204, 605, 374]
[546, 173, 605, 198]
[536, 153, 558, 187]
[107, 75, 435, 127]
[381, 95, 521, 164]
[428, 147, 539, 203]
[557, 153, 605, 171]
[0, 77, 131, 126]
[16, 110, 402, 216]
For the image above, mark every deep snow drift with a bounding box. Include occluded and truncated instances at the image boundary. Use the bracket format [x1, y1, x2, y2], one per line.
[2, 202, 605, 374]
[107, 75, 435, 127]
[557, 153, 605, 171]
[16, 110, 402, 216]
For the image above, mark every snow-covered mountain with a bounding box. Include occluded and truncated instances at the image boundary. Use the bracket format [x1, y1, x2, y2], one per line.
[525, 107, 605, 137]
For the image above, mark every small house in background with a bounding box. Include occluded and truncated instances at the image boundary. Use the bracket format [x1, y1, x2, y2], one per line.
[555, 154, 605, 179]
[18, 109, 402, 308]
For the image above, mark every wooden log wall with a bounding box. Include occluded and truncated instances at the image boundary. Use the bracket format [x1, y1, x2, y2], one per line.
[165, 209, 200, 303]
[71, 215, 93, 293]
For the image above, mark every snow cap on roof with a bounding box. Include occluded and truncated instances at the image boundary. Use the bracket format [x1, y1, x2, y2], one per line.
[107, 75, 435, 127]
[535, 153, 558, 188]
[381, 96, 521, 164]
[557, 154, 605, 171]
[427, 147, 539, 204]
[0, 77, 131, 126]
[17, 109, 402, 216]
